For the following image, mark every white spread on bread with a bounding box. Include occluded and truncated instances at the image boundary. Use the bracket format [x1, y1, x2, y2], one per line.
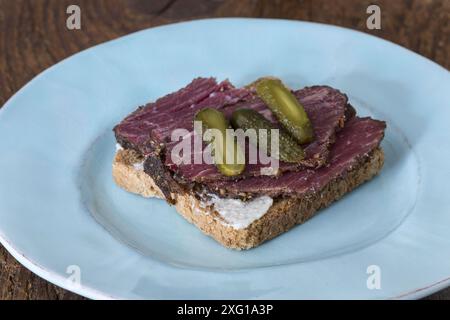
[206, 195, 273, 229]
[133, 162, 144, 171]
[115, 143, 124, 151]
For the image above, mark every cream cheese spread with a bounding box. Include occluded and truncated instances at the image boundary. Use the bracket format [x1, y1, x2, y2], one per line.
[207, 195, 273, 229]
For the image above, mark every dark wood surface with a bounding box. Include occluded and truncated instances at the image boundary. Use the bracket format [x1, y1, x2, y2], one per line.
[0, 0, 448, 300]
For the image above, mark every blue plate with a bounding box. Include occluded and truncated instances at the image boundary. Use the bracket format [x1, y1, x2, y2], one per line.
[1, 18, 449, 299]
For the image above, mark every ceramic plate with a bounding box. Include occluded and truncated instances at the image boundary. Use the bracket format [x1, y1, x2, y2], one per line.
[1, 18, 449, 299]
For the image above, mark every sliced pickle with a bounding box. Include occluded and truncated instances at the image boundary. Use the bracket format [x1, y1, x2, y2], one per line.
[194, 108, 245, 176]
[256, 78, 314, 144]
[231, 108, 304, 163]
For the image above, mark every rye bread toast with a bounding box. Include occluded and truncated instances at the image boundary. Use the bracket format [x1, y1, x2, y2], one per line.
[113, 147, 384, 250]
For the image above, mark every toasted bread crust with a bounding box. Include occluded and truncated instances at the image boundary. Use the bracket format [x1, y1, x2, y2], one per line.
[112, 148, 384, 250]
[113, 149, 165, 199]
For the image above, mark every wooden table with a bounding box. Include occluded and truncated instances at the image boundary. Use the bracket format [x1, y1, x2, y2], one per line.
[0, 0, 448, 300]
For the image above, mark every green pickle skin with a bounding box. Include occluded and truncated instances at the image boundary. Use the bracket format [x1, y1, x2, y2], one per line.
[231, 108, 305, 163]
[194, 108, 245, 176]
[256, 78, 314, 144]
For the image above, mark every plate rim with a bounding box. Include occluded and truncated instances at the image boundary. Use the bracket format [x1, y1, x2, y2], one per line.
[1, 17, 449, 300]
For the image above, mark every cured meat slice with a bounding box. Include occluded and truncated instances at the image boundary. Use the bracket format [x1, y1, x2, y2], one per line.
[114, 77, 249, 154]
[165, 86, 349, 181]
[205, 117, 386, 197]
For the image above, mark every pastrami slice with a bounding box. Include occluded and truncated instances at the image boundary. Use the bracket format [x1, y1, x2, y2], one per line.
[166, 85, 350, 182]
[205, 117, 386, 197]
[114, 78, 249, 154]
[115, 79, 355, 185]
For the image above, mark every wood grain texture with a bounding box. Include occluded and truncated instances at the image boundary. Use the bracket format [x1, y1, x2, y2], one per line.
[0, 0, 448, 300]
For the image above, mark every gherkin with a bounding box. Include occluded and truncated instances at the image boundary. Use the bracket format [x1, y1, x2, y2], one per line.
[231, 108, 304, 163]
[256, 78, 314, 144]
[194, 108, 245, 176]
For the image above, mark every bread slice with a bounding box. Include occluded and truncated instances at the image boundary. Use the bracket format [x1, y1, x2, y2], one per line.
[112, 147, 384, 250]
